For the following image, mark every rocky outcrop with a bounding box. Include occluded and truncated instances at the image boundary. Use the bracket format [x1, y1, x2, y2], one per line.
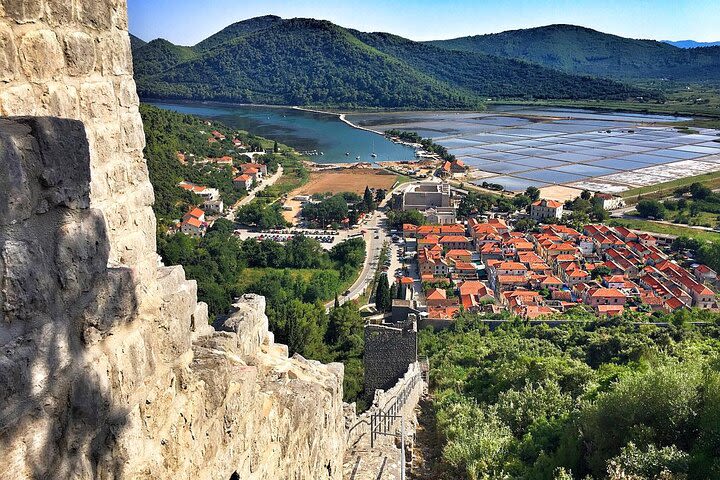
[0, 2, 345, 479]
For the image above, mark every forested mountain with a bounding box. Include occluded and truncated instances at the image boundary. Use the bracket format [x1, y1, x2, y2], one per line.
[664, 40, 720, 49]
[353, 30, 647, 101]
[131, 17, 654, 109]
[429, 24, 720, 82]
[129, 33, 146, 51]
[132, 38, 198, 76]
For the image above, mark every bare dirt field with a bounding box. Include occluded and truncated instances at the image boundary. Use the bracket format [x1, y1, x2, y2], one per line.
[539, 185, 583, 202]
[292, 169, 399, 195]
[282, 199, 303, 224]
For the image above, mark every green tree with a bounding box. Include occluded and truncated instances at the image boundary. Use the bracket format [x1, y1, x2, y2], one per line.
[591, 265, 612, 279]
[386, 209, 425, 229]
[525, 186, 541, 201]
[689, 182, 711, 200]
[581, 189, 592, 200]
[375, 274, 391, 312]
[389, 283, 398, 302]
[636, 200, 666, 220]
[363, 185, 375, 212]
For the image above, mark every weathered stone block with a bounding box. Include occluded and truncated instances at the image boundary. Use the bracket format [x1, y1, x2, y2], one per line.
[0, 23, 17, 82]
[38, 82, 78, 118]
[77, 0, 112, 30]
[1, 0, 42, 23]
[0, 83, 36, 115]
[63, 31, 95, 76]
[79, 81, 116, 121]
[44, 0, 75, 26]
[18, 29, 64, 81]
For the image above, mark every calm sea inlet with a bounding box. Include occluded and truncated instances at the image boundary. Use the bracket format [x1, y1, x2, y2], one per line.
[148, 101, 417, 164]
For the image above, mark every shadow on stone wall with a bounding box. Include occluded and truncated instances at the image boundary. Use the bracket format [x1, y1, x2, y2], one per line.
[0, 117, 138, 478]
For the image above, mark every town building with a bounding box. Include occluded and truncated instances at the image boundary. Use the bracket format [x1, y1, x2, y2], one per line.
[392, 182, 456, 224]
[233, 174, 253, 190]
[180, 207, 207, 237]
[530, 199, 564, 221]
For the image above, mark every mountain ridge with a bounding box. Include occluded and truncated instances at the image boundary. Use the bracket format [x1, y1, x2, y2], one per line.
[428, 24, 720, 81]
[663, 40, 720, 49]
[131, 17, 655, 109]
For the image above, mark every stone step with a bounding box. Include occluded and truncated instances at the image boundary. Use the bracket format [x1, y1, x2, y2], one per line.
[344, 449, 402, 480]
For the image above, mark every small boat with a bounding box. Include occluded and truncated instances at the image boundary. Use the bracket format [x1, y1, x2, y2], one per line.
[320, 152, 324, 156]
[356, 156, 361, 160]
[371, 153, 377, 158]
[345, 152, 350, 156]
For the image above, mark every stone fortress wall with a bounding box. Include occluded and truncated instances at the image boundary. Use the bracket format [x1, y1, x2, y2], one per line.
[0, 2, 345, 479]
[363, 318, 418, 401]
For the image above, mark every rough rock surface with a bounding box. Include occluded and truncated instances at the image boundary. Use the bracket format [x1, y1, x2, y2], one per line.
[0, 2, 345, 479]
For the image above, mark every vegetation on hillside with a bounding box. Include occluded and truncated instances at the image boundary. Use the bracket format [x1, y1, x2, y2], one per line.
[158, 221, 368, 402]
[632, 182, 720, 230]
[356, 31, 655, 101]
[132, 17, 654, 108]
[430, 24, 720, 83]
[140, 103, 307, 226]
[420, 311, 720, 479]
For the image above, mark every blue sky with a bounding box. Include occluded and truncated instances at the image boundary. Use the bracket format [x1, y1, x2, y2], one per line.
[127, 0, 720, 45]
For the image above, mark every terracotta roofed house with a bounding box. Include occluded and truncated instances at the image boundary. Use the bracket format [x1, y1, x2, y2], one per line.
[233, 174, 252, 190]
[531, 199, 564, 221]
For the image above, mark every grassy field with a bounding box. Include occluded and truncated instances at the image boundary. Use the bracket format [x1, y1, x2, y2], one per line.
[620, 170, 720, 203]
[609, 218, 720, 242]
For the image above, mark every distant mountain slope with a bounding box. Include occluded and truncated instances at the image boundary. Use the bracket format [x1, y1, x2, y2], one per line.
[133, 39, 198, 76]
[353, 30, 646, 100]
[132, 17, 654, 109]
[129, 33, 146, 51]
[663, 40, 720, 49]
[194, 14, 284, 51]
[430, 24, 720, 81]
[135, 18, 482, 109]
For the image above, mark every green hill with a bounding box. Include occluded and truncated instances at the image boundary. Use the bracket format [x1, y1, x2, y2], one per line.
[131, 17, 654, 109]
[353, 30, 647, 100]
[132, 38, 198, 76]
[129, 33, 146, 51]
[429, 24, 720, 82]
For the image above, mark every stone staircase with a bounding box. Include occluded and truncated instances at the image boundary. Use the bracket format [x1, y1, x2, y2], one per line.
[344, 362, 427, 480]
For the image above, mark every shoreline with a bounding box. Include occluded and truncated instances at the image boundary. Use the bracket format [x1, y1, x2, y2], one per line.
[291, 106, 387, 136]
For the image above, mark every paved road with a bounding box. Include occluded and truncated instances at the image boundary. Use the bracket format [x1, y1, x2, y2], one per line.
[326, 212, 390, 310]
[225, 165, 283, 221]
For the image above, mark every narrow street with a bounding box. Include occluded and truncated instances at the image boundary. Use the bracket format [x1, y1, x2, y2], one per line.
[225, 164, 284, 221]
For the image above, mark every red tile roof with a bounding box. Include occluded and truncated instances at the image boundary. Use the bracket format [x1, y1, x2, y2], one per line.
[426, 288, 447, 300]
[590, 288, 625, 298]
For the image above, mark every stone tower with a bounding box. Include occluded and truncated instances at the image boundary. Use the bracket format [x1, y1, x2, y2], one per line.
[0, 2, 345, 479]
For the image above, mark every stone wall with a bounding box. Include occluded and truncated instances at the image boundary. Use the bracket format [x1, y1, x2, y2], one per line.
[344, 362, 425, 479]
[0, 2, 346, 479]
[0, 0, 155, 285]
[363, 319, 418, 401]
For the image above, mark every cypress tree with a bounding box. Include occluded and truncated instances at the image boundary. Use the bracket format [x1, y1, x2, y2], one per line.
[375, 274, 391, 312]
[389, 283, 398, 302]
[363, 186, 374, 212]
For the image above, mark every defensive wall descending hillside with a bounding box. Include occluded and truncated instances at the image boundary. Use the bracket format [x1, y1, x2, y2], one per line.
[363, 318, 418, 401]
[0, 2, 345, 479]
